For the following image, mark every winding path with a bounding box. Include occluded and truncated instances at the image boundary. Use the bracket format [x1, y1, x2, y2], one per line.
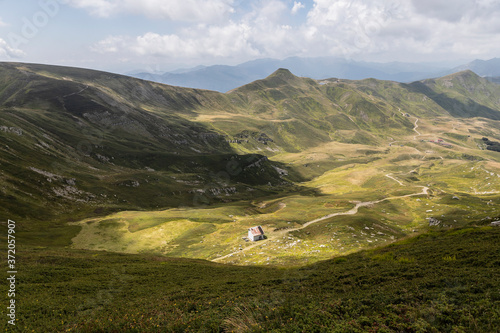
[397, 109, 422, 141]
[63, 85, 89, 98]
[213, 177, 429, 262]
[413, 118, 421, 140]
[395, 111, 447, 160]
[215, 111, 432, 262]
[385, 173, 404, 186]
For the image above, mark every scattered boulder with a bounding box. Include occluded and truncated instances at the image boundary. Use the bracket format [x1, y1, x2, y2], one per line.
[452, 196, 459, 200]
[0, 126, 23, 136]
[428, 217, 441, 226]
[491, 221, 500, 226]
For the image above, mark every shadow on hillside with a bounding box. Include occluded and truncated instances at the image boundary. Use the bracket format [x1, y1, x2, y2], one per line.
[406, 81, 500, 120]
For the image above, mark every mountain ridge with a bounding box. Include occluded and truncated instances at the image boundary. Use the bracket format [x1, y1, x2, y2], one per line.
[449, 57, 500, 77]
[131, 56, 453, 92]
[2, 62, 500, 332]
[3, 62, 500, 259]
[0, 62, 304, 228]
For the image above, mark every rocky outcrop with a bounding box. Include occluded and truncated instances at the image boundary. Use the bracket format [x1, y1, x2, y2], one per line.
[428, 217, 441, 226]
[0, 126, 23, 135]
[243, 157, 268, 170]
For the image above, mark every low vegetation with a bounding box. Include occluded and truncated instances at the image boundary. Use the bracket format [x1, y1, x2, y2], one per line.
[2, 227, 499, 332]
[483, 137, 500, 152]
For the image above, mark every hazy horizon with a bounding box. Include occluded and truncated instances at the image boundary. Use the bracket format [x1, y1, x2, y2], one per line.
[1, 1, 500, 74]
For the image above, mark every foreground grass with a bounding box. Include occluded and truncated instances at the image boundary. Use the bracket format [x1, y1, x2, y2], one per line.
[2, 226, 499, 332]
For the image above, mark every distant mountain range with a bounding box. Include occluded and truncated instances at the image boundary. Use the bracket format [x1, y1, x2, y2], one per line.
[130, 57, 452, 92]
[129, 57, 500, 93]
[446, 58, 500, 84]
[449, 58, 500, 77]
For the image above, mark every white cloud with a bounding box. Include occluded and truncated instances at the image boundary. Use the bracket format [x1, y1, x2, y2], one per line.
[291, 1, 305, 14]
[303, 0, 402, 57]
[64, 0, 118, 17]
[410, 0, 471, 22]
[91, 35, 129, 53]
[250, 0, 288, 23]
[92, 2, 298, 61]
[91, 0, 398, 62]
[64, 0, 235, 22]
[0, 18, 8, 27]
[126, 0, 235, 21]
[307, 0, 400, 28]
[91, 0, 500, 65]
[94, 23, 261, 60]
[303, 0, 500, 61]
[0, 38, 25, 58]
[411, 0, 500, 22]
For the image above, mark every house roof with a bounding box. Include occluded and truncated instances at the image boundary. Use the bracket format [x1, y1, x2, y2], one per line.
[248, 226, 264, 236]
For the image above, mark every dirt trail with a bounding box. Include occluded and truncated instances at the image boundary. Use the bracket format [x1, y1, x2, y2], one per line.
[413, 118, 421, 140]
[397, 108, 421, 139]
[215, 112, 432, 263]
[63, 85, 89, 98]
[291, 185, 428, 231]
[213, 178, 429, 262]
[395, 113, 447, 160]
[385, 174, 404, 186]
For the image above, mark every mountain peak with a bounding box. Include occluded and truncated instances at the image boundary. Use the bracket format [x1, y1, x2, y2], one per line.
[268, 68, 297, 80]
[439, 69, 480, 81]
[449, 57, 500, 77]
[456, 69, 478, 76]
[227, 67, 301, 93]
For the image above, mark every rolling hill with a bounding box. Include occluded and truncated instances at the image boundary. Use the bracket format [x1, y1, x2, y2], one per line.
[449, 57, 500, 77]
[3, 63, 500, 253]
[131, 56, 450, 92]
[1, 62, 500, 331]
[0, 63, 302, 237]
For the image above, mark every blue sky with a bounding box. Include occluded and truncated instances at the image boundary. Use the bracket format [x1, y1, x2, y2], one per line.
[1, 0, 500, 73]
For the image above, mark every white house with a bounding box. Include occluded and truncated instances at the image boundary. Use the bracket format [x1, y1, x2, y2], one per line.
[248, 225, 265, 241]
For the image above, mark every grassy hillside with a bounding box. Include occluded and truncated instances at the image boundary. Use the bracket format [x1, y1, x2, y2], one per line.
[0, 63, 303, 235]
[2, 63, 500, 331]
[410, 71, 500, 120]
[3, 63, 500, 262]
[2, 226, 499, 332]
[201, 69, 500, 157]
[225, 69, 413, 150]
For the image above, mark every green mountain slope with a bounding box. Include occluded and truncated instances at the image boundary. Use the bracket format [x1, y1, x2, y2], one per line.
[226, 69, 414, 150]
[214, 69, 500, 154]
[0, 63, 300, 233]
[409, 70, 500, 120]
[3, 62, 500, 260]
[2, 63, 500, 331]
[5, 226, 500, 332]
[69, 67, 500, 264]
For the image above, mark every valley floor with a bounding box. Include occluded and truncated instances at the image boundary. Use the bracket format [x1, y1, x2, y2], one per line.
[69, 115, 500, 266]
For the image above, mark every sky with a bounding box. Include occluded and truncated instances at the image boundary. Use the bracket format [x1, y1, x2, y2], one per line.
[0, 0, 500, 74]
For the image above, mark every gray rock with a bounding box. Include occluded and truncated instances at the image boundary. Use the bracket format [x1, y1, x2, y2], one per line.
[428, 217, 441, 226]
